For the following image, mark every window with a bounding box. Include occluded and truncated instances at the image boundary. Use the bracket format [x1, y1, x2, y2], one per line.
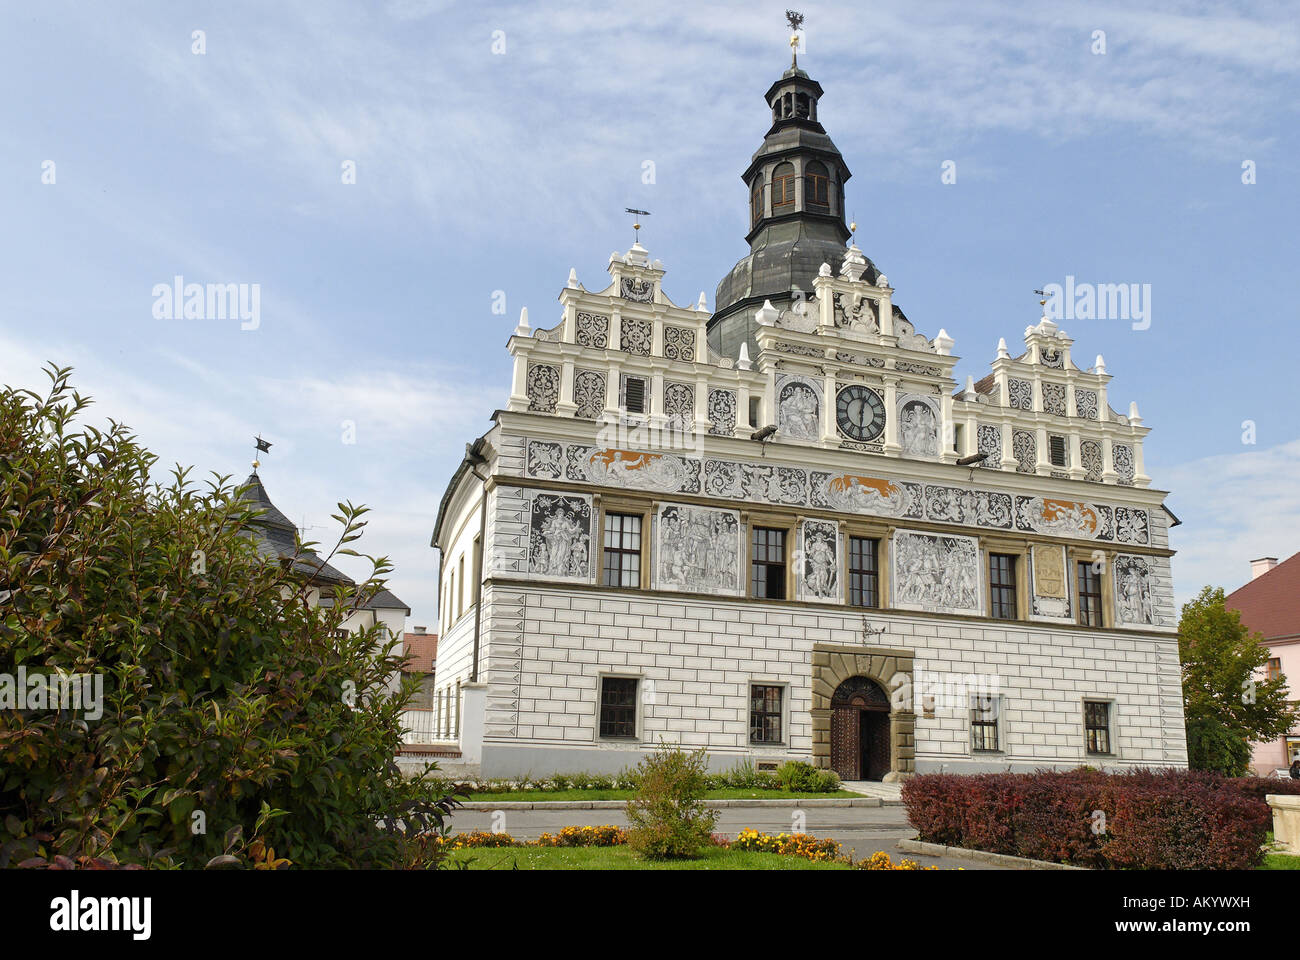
[848, 536, 880, 607]
[1077, 561, 1103, 626]
[771, 162, 796, 210]
[602, 513, 642, 588]
[750, 685, 784, 744]
[457, 554, 465, 619]
[622, 375, 647, 414]
[971, 694, 1000, 752]
[599, 677, 638, 739]
[1049, 435, 1068, 468]
[1084, 700, 1112, 754]
[804, 160, 830, 209]
[989, 553, 1017, 620]
[748, 396, 762, 428]
[751, 527, 787, 599]
[1268, 658, 1282, 682]
[751, 179, 764, 224]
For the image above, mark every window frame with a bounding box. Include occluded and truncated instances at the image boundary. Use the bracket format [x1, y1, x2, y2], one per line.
[848, 535, 880, 608]
[771, 163, 797, 210]
[988, 552, 1018, 621]
[598, 675, 640, 741]
[1083, 699, 1113, 756]
[749, 524, 790, 600]
[970, 693, 1002, 753]
[804, 161, 830, 210]
[1076, 559, 1104, 627]
[601, 510, 645, 589]
[749, 683, 786, 745]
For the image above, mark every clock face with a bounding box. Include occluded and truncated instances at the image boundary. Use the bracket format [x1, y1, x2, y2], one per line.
[836, 385, 886, 442]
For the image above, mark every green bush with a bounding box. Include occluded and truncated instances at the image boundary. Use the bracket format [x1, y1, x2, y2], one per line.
[0, 367, 455, 869]
[775, 761, 823, 792]
[624, 744, 718, 859]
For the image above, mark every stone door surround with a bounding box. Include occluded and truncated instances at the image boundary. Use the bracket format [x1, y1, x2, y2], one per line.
[811, 643, 915, 779]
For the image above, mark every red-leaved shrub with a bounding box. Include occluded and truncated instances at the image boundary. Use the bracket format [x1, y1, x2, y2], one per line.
[902, 768, 1276, 870]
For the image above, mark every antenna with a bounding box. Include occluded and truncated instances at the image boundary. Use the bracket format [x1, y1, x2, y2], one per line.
[625, 208, 650, 243]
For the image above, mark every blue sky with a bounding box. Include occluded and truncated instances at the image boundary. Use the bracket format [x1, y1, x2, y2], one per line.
[2, 1, 1297, 629]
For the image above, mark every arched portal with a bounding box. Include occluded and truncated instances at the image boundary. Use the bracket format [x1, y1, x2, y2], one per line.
[829, 675, 891, 781]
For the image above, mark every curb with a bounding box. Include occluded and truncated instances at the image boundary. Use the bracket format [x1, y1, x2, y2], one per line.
[456, 797, 883, 811]
[896, 838, 1087, 870]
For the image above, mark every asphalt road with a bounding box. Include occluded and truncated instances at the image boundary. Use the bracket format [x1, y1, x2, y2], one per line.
[445, 803, 1004, 869]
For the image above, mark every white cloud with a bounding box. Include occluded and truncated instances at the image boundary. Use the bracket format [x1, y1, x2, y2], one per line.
[1166, 437, 1300, 606]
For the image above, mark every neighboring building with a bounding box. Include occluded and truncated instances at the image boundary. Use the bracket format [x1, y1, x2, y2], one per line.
[431, 46, 1186, 780]
[1227, 554, 1300, 776]
[402, 626, 438, 709]
[240, 470, 410, 690]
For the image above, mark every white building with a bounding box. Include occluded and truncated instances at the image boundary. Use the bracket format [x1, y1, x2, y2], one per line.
[432, 50, 1186, 780]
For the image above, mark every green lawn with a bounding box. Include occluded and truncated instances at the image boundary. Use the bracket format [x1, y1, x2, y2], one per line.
[447, 845, 852, 870]
[462, 788, 860, 802]
[1260, 853, 1300, 870]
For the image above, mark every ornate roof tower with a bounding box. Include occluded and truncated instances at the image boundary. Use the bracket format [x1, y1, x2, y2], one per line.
[708, 16, 878, 359]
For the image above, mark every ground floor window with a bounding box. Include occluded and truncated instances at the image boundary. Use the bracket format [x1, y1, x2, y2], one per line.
[750, 684, 784, 743]
[1084, 700, 1112, 755]
[599, 676, 638, 739]
[970, 694, 1000, 752]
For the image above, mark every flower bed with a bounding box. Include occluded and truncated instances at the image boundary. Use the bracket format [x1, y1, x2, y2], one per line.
[902, 768, 1276, 870]
[435, 826, 936, 869]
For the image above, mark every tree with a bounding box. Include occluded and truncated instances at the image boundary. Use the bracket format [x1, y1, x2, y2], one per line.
[1179, 585, 1296, 776]
[0, 366, 454, 868]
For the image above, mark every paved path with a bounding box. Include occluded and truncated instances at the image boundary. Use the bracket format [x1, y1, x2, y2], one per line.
[445, 803, 1004, 870]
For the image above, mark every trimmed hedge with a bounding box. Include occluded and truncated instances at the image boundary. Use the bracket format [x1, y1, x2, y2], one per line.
[902, 769, 1279, 870]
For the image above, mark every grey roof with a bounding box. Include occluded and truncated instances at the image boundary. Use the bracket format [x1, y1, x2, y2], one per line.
[237, 472, 410, 614]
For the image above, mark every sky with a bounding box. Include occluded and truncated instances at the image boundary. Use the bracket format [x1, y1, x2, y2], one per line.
[2, 0, 1297, 630]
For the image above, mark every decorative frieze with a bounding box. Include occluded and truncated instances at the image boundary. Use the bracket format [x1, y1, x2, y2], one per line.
[898, 394, 940, 458]
[1042, 382, 1067, 417]
[664, 381, 694, 431]
[575, 312, 610, 348]
[1081, 440, 1103, 482]
[526, 363, 559, 413]
[573, 370, 605, 420]
[1013, 430, 1036, 474]
[619, 316, 652, 356]
[524, 439, 1151, 546]
[663, 325, 697, 361]
[1008, 378, 1034, 411]
[977, 424, 1002, 468]
[1075, 388, 1099, 420]
[707, 388, 737, 437]
[620, 277, 654, 303]
[1113, 443, 1136, 485]
[776, 375, 821, 440]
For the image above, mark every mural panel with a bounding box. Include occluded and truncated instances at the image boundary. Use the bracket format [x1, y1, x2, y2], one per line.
[1030, 543, 1071, 619]
[1114, 554, 1156, 626]
[654, 503, 742, 596]
[526, 492, 592, 582]
[891, 530, 982, 615]
[799, 519, 840, 603]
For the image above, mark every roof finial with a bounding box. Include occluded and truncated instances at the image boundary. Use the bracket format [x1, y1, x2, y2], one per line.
[786, 10, 804, 68]
[252, 434, 271, 473]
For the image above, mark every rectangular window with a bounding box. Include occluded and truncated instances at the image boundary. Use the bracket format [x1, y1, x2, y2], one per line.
[599, 677, 638, 739]
[1049, 435, 1068, 467]
[457, 554, 465, 619]
[970, 694, 1000, 752]
[622, 376, 647, 414]
[989, 553, 1017, 620]
[1268, 658, 1282, 682]
[748, 396, 762, 428]
[602, 512, 642, 588]
[750, 684, 784, 744]
[751, 527, 787, 599]
[1084, 700, 1111, 754]
[804, 173, 829, 208]
[848, 536, 880, 607]
[1077, 561, 1103, 626]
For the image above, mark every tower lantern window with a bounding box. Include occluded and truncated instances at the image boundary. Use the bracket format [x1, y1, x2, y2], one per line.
[772, 162, 796, 210]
